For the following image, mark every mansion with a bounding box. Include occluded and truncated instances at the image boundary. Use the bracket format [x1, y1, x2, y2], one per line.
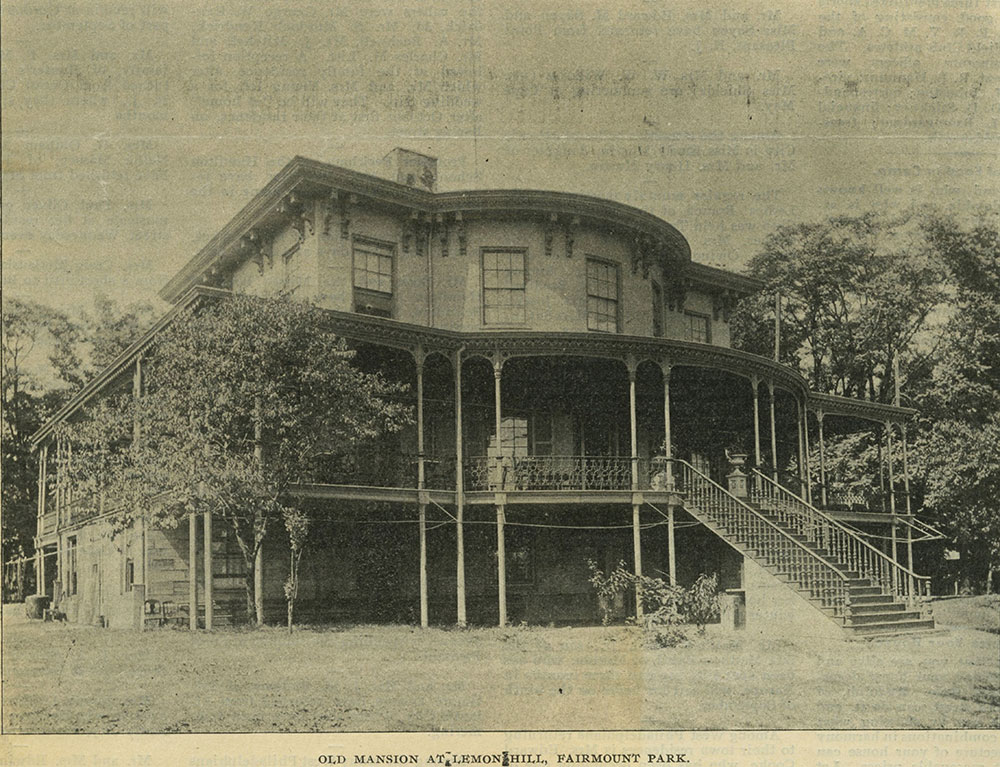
[30, 149, 935, 638]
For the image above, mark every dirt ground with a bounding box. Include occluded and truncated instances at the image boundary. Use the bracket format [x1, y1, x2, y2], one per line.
[2, 599, 997, 733]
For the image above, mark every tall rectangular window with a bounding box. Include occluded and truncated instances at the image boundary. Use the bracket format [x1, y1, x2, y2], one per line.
[651, 281, 664, 337]
[353, 238, 394, 317]
[482, 249, 526, 325]
[685, 312, 711, 344]
[587, 259, 619, 332]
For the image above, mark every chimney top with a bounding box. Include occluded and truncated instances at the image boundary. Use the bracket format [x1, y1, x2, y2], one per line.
[381, 148, 438, 192]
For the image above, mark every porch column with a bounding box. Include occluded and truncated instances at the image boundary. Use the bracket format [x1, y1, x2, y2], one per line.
[37, 549, 45, 599]
[188, 512, 197, 630]
[768, 381, 778, 482]
[661, 361, 676, 586]
[493, 355, 507, 627]
[751, 376, 761, 469]
[454, 348, 467, 627]
[902, 423, 915, 598]
[203, 511, 213, 630]
[415, 349, 428, 628]
[795, 398, 806, 499]
[886, 421, 898, 591]
[661, 361, 673, 466]
[628, 358, 638, 490]
[817, 411, 827, 508]
[802, 402, 812, 505]
[627, 359, 642, 619]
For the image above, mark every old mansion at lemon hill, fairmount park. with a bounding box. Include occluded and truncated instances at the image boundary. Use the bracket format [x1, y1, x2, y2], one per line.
[29, 149, 937, 639]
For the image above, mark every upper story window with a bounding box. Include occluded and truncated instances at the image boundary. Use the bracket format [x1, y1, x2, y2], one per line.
[651, 281, 664, 337]
[482, 248, 526, 325]
[586, 258, 619, 333]
[353, 237, 394, 317]
[685, 311, 711, 344]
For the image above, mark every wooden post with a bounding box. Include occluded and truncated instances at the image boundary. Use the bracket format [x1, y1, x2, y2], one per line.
[203, 510, 213, 630]
[667, 507, 676, 586]
[415, 349, 428, 628]
[496, 505, 507, 626]
[418, 505, 428, 628]
[627, 359, 642, 619]
[768, 382, 778, 482]
[795, 399, 806, 500]
[188, 512, 197, 630]
[902, 423, 915, 599]
[661, 360, 673, 487]
[886, 421, 898, 592]
[632, 504, 643, 620]
[628, 360, 638, 491]
[454, 348, 466, 627]
[817, 411, 827, 508]
[493, 355, 506, 627]
[416, 348, 426, 491]
[802, 402, 812, 505]
[751, 376, 761, 470]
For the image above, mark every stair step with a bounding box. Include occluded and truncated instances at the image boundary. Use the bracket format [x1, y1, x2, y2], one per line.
[850, 594, 896, 605]
[848, 610, 924, 625]
[849, 585, 884, 596]
[846, 619, 936, 635]
[849, 602, 907, 614]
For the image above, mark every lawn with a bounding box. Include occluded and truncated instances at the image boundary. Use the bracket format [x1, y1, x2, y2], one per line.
[2, 599, 997, 733]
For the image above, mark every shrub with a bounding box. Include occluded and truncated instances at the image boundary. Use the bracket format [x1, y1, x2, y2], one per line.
[652, 626, 688, 647]
[681, 573, 720, 634]
[587, 559, 632, 626]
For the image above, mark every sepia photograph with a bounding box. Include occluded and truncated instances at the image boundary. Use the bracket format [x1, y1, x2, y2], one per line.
[2, 0, 998, 760]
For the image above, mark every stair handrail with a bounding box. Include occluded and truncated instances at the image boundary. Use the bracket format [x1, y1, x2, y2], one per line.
[749, 467, 932, 605]
[672, 459, 853, 616]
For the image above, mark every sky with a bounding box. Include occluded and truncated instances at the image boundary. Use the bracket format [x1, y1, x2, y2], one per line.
[3, 0, 998, 315]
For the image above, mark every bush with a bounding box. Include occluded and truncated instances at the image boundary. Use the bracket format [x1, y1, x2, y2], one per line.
[586, 560, 721, 640]
[652, 626, 688, 647]
[681, 573, 720, 634]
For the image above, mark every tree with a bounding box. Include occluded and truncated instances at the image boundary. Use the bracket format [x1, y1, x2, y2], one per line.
[731, 211, 948, 401]
[70, 294, 412, 625]
[1, 298, 82, 574]
[81, 293, 157, 372]
[916, 209, 1000, 592]
[735, 207, 1000, 593]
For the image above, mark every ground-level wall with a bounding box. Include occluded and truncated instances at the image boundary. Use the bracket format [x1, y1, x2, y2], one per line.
[741, 556, 844, 640]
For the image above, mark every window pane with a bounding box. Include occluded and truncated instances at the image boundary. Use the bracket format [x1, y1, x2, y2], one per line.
[353, 242, 394, 302]
[483, 250, 526, 325]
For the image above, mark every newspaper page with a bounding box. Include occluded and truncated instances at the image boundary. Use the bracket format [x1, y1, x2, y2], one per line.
[2, 0, 998, 765]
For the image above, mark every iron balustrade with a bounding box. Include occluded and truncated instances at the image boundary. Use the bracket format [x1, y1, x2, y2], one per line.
[672, 459, 853, 618]
[464, 455, 656, 491]
[748, 468, 931, 610]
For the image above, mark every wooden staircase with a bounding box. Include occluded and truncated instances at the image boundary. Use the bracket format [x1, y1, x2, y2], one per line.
[669, 460, 936, 639]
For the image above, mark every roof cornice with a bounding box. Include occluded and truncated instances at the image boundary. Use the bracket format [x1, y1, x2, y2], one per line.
[159, 156, 722, 303]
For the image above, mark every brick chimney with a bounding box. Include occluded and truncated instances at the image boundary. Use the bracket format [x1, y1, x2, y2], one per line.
[381, 148, 438, 192]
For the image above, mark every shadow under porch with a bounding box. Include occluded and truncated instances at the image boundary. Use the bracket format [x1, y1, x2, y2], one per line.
[252, 501, 742, 627]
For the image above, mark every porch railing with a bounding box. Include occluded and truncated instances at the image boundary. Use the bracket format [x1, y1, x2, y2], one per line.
[673, 459, 852, 617]
[464, 455, 655, 492]
[748, 468, 931, 609]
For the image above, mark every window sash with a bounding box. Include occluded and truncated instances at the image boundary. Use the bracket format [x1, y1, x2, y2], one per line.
[483, 249, 526, 325]
[586, 259, 619, 332]
[686, 312, 710, 343]
[353, 244, 394, 295]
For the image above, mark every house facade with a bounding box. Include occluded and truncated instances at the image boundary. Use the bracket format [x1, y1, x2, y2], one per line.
[31, 150, 935, 637]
